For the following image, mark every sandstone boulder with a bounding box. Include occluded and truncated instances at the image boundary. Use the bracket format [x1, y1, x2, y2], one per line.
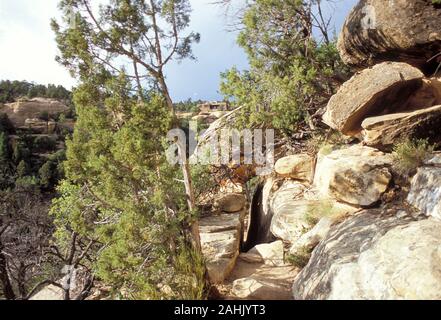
[199, 210, 245, 284]
[274, 154, 313, 181]
[289, 217, 333, 255]
[323, 62, 424, 136]
[314, 145, 392, 206]
[214, 193, 246, 213]
[407, 165, 441, 220]
[270, 197, 356, 244]
[338, 0, 441, 71]
[293, 211, 441, 300]
[362, 105, 441, 148]
[247, 240, 285, 267]
[227, 259, 298, 300]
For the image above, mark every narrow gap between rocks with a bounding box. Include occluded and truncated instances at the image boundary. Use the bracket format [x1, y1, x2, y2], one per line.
[241, 183, 274, 252]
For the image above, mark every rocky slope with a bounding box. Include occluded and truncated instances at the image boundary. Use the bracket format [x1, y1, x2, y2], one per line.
[195, 0, 441, 300]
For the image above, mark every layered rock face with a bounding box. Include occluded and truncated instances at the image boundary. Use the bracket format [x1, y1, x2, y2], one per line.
[199, 193, 247, 284]
[338, 0, 441, 71]
[1, 98, 69, 127]
[407, 157, 441, 220]
[293, 212, 441, 300]
[323, 62, 424, 136]
[290, 1, 441, 300]
[323, 61, 441, 147]
[314, 145, 392, 206]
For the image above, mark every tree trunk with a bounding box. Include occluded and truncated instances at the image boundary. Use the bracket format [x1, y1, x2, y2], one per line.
[177, 141, 202, 251]
[0, 242, 16, 300]
[157, 72, 175, 116]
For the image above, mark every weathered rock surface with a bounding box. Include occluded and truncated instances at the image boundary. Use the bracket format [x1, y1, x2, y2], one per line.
[23, 118, 57, 134]
[270, 197, 356, 244]
[268, 181, 308, 243]
[274, 154, 312, 181]
[289, 217, 333, 255]
[247, 240, 285, 267]
[199, 210, 245, 284]
[407, 165, 441, 220]
[0, 98, 69, 127]
[362, 105, 441, 148]
[338, 0, 441, 71]
[214, 193, 246, 213]
[314, 145, 392, 206]
[323, 62, 424, 136]
[226, 259, 298, 300]
[30, 285, 63, 300]
[293, 211, 441, 300]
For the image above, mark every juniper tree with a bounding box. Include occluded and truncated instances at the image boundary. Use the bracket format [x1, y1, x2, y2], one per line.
[51, 1, 206, 299]
[51, 0, 200, 113]
[219, 0, 352, 134]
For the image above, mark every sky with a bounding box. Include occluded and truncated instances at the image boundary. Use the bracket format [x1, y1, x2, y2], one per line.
[0, 0, 357, 102]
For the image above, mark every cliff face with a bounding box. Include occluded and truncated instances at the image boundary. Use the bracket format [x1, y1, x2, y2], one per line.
[1, 97, 69, 128]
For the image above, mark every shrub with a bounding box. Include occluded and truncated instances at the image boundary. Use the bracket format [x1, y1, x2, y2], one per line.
[286, 246, 312, 269]
[392, 138, 434, 176]
[304, 200, 336, 228]
[16, 160, 28, 178]
[34, 136, 57, 151]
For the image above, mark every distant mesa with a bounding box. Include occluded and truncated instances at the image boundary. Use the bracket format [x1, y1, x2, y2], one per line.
[0, 97, 73, 134]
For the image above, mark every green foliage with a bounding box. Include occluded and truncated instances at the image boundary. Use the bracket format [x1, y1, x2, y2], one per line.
[39, 161, 56, 189]
[50, 0, 207, 299]
[220, 0, 351, 134]
[174, 99, 203, 113]
[0, 131, 9, 165]
[392, 138, 435, 176]
[34, 136, 57, 152]
[38, 111, 50, 121]
[12, 142, 31, 164]
[304, 200, 336, 227]
[51, 78, 206, 299]
[14, 175, 40, 192]
[16, 160, 28, 178]
[286, 246, 312, 269]
[0, 80, 71, 103]
[0, 114, 14, 134]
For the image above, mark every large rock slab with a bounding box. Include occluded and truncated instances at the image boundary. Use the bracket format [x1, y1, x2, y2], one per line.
[362, 105, 441, 148]
[289, 217, 333, 255]
[293, 212, 441, 300]
[23, 118, 57, 134]
[248, 240, 285, 267]
[323, 62, 424, 136]
[199, 210, 245, 284]
[314, 145, 392, 206]
[270, 196, 356, 244]
[338, 0, 441, 70]
[0, 98, 69, 127]
[227, 259, 298, 300]
[407, 164, 441, 220]
[274, 154, 313, 181]
[214, 193, 246, 213]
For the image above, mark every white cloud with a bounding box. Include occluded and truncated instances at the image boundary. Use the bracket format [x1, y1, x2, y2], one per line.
[0, 0, 76, 88]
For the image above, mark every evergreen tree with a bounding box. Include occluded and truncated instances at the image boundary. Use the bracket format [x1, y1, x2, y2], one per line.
[51, 0, 200, 113]
[220, 0, 352, 134]
[16, 160, 28, 178]
[51, 1, 206, 299]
